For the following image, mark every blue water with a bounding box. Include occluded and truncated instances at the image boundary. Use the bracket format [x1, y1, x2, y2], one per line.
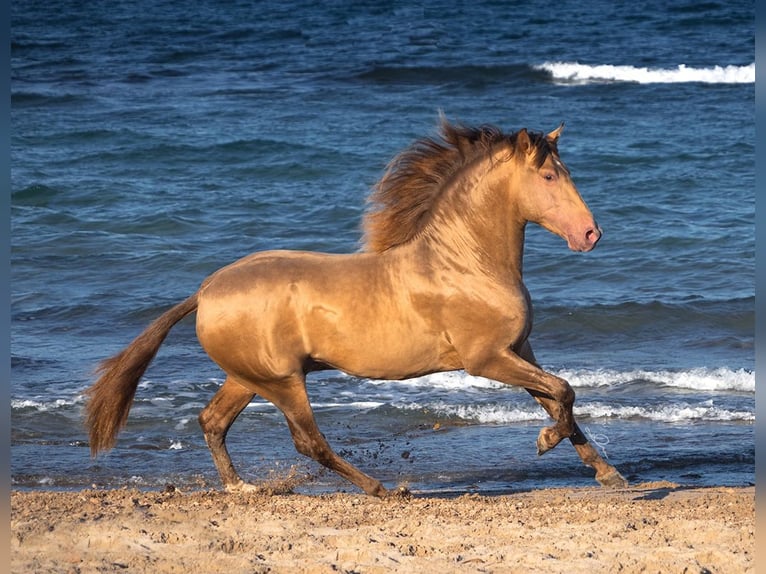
[11, 0, 754, 495]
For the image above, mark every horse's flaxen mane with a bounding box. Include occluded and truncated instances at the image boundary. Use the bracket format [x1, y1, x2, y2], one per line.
[361, 118, 556, 253]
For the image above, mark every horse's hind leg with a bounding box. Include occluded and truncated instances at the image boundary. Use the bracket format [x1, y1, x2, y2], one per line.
[519, 342, 628, 488]
[198, 376, 256, 491]
[255, 375, 388, 497]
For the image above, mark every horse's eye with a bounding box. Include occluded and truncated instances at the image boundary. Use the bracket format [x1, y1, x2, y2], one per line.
[543, 172, 555, 181]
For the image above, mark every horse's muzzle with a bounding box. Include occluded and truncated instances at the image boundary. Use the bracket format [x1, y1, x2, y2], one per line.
[585, 224, 602, 250]
[572, 223, 602, 252]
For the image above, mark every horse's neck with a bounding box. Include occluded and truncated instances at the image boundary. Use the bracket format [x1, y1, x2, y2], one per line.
[419, 172, 527, 279]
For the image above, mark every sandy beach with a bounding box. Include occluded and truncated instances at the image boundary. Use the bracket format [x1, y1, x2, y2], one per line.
[11, 481, 753, 573]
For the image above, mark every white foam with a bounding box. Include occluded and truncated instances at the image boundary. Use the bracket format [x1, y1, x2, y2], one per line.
[555, 367, 754, 392]
[398, 398, 752, 424]
[576, 402, 754, 423]
[658, 368, 755, 392]
[366, 367, 753, 393]
[535, 62, 755, 84]
[11, 397, 79, 411]
[398, 401, 546, 424]
[311, 401, 385, 410]
[365, 371, 505, 391]
[174, 417, 191, 430]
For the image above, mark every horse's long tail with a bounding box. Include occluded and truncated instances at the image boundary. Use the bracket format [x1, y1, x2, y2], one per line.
[84, 292, 199, 456]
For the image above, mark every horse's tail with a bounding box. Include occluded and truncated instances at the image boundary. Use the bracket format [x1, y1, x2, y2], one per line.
[84, 292, 199, 456]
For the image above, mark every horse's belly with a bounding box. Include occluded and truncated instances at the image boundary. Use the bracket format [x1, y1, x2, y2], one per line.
[314, 338, 446, 381]
[301, 305, 448, 380]
[198, 295, 443, 381]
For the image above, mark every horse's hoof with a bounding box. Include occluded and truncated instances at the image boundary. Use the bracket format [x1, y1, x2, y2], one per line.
[536, 426, 564, 456]
[225, 481, 262, 493]
[596, 468, 629, 489]
[385, 485, 412, 500]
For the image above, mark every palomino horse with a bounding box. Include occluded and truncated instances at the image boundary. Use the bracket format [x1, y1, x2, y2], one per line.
[85, 119, 628, 496]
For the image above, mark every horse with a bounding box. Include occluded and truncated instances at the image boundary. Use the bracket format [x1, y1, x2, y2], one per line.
[84, 119, 628, 496]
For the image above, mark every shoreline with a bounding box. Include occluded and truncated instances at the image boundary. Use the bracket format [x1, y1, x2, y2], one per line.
[11, 482, 754, 573]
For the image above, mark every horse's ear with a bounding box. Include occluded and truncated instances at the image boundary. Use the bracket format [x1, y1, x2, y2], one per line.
[516, 128, 532, 154]
[546, 122, 565, 144]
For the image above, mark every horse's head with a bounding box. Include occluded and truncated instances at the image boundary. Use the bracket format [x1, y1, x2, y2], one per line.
[511, 125, 602, 252]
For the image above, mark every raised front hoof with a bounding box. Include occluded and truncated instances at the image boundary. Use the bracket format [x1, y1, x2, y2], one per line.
[536, 426, 566, 456]
[596, 468, 629, 489]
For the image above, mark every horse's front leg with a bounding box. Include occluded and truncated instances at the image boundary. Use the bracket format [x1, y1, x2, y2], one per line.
[517, 341, 628, 488]
[463, 347, 576, 455]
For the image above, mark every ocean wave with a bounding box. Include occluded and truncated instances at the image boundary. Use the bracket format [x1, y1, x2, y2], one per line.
[535, 298, 754, 337]
[576, 401, 754, 423]
[11, 367, 751, 417]
[365, 366, 753, 393]
[554, 367, 754, 393]
[364, 371, 504, 392]
[11, 91, 90, 106]
[403, 402, 546, 424]
[245, 400, 384, 412]
[397, 400, 753, 424]
[352, 63, 546, 86]
[535, 62, 755, 85]
[11, 397, 81, 412]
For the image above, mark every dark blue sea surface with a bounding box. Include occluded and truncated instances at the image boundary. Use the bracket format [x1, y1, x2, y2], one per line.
[11, 0, 754, 494]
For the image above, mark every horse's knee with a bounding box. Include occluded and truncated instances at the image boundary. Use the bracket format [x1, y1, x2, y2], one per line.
[564, 384, 575, 407]
[556, 383, 576, 433]
[552, 376, 575, 407]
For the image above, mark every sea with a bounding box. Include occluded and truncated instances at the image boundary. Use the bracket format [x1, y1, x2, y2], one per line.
[11, 0, 754, 496]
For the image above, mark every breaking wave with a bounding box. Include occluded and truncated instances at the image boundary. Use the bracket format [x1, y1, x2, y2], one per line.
[535, 62, 755, 84]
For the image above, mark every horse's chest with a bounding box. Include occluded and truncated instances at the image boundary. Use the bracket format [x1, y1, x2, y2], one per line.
[443, 285, 531, 343]
[489, 284, 533, 347]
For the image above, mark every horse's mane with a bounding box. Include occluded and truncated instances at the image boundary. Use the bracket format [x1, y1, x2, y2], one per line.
[361, 118, 556, 253]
